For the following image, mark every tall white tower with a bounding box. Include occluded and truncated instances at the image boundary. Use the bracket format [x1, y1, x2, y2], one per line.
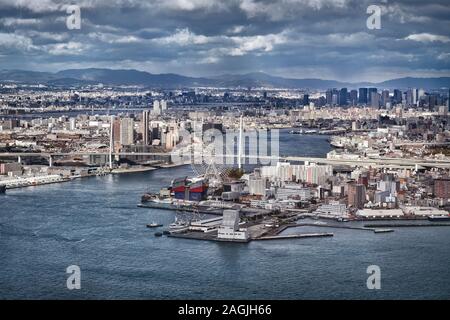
[238, 115, 243, 169]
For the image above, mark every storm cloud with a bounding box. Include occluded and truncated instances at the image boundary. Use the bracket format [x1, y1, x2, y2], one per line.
[0, 0, 449, 82]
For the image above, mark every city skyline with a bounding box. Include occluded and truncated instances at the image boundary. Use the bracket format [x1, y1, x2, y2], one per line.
[0, 0, 449, 82]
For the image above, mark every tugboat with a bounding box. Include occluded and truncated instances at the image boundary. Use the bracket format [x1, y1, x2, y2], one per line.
[0, 185, 6, 194]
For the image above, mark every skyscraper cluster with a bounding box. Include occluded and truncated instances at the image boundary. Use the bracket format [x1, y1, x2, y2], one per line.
[325, 87, 449, 110]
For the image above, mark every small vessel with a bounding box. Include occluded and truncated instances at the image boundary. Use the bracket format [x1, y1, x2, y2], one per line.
[154, 232, 163, 237]
[0, 185, 5, 194]
[169, 222, 189, 231]
[146, 222, 163, 228]
[169, 217, 189, 232]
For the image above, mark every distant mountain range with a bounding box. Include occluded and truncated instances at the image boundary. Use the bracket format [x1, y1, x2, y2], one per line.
[1, 68, 449, 90]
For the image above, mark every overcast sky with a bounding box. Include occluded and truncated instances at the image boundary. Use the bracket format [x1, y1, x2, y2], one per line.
[0, 0, 449, 82]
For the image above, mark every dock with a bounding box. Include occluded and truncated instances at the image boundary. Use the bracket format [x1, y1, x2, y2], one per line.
[111, 167, 157, 174]
[256, 232, 334, 241]
[167, 231, 250, 243]
[0, 175, 70, 189]
[270, 222, 394, 234]
[364, 223, 450, 228]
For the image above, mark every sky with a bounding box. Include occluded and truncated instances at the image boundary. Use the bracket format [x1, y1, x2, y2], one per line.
[0, 0, 449, 82]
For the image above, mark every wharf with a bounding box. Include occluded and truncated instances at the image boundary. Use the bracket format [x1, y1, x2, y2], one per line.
[0, 175, 70, 189]
[364, 223, 450, 228]
[256, 232, 333, 240]
[266, 222, 394, 234]
[111, 167, 157, 174]
[167, 231, 250, 243]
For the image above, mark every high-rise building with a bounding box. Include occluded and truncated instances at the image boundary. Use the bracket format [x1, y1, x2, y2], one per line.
[412, 88, 418, 105]
[370, 91, 380, 108]
[332, 92, 339, 105]
[368, 88, 377, 105]
[160, 100, 167, 111]
[348, 182, 366, 209]
[418, 89, 425, 101]
[448, 88, 450, 111]
[406, 88, 418, 106]
[381, 90, 390, 107]
[142, 110, 150, 145]
[112, 118, 121, 152]
[164, 124, 179, 150]
[358, 88, 368, 104]
[429, 94, 437, 111]
[302, 94, 309, 106]
[339, 88, 348, 106]
[326, 89, 334, 105]
[434, 179, 450, 199]
[120, 118, 134, 146]
[349, 90, 358, 106]
[393, 89, 402, 105]
[152, 100, 161, 115]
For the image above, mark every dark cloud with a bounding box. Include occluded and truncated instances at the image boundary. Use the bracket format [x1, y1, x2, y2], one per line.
[0, 0, 449, 82]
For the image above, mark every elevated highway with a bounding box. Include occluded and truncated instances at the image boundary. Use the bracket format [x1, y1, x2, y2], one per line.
[0, 152, 449, 169]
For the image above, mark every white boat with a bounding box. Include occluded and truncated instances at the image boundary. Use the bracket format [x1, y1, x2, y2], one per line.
[169, 217, 189, 232]
[146, 222, 163, 228]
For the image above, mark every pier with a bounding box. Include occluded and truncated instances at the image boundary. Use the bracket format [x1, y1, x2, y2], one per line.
[0, 175, 70, 189]
[256, 232, 334, 240]
[263, 222, 394, 235]
[364, 223, 450, 228]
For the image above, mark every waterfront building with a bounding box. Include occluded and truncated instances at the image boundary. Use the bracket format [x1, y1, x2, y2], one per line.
[217, 210, 249, 241]
[356, 208, 404, 218]
[315, 202, 348, 218]
[348, 182, 366, 209]
[402, 206, 449, 217]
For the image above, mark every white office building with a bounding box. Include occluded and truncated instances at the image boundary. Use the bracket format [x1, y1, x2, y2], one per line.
[217, 210, 249, 241]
